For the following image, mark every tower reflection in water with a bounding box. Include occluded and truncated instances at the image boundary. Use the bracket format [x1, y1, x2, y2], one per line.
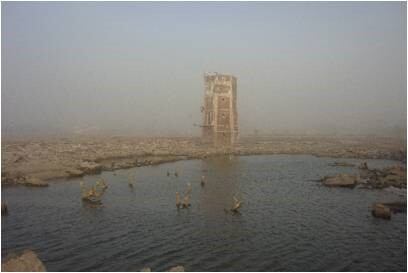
[198, 155, 245, 218]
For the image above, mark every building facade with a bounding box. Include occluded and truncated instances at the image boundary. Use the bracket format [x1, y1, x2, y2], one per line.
[202, 72, 238, 146]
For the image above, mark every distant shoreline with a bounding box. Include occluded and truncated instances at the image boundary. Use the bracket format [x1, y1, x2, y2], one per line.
[2, 135, 406, 185]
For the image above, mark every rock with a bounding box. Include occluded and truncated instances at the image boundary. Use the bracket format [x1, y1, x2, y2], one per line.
[384, 186, 406, 197]
[21, 177, 48, 187]
[113, 161, 134, 169]
[81, 196, 102, 205]
[141, 267, 151, 272]
[66, 169, 84, 178]
[321, 174, 358, 188]
[386, 165, 406, 176]
[382, 166, 407, 188]
[167, 265, 185, 272]
[380, 175, 403, 188]
[1, 172, 25, 185]
[79, 161, 102, 174]
[381, 202, 406, 213]
[2, 249, 46, 271]
[359, 165, 406, 189]
[371, 203, 391, 219]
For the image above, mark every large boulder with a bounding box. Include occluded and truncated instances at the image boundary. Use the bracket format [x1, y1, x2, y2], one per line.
[371, 203, 391, 220]
[2, 250, 46, 271]
[321, 174, 358, 188]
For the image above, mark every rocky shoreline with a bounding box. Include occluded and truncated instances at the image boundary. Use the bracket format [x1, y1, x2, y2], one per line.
[320, 164, 407, 189]
[2, 135, 406, 186]
[319, 161, 407, 220]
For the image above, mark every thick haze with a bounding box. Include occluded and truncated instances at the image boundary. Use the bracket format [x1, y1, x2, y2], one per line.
[2, 2, 407, 138]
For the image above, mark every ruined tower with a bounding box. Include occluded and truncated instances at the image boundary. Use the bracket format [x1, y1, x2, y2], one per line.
[202, 72, 238, 146]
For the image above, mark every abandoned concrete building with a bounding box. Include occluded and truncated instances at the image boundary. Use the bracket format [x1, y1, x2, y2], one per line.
[201, 72, 238, 146]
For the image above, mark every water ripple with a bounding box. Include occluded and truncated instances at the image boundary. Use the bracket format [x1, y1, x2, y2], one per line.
[2, 155, 406, 271]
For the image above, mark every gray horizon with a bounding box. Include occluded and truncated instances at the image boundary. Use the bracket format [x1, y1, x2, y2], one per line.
[2, 2, 407, 139]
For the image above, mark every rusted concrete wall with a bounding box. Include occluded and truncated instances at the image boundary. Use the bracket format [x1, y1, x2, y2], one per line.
[202, 73, 238, 146]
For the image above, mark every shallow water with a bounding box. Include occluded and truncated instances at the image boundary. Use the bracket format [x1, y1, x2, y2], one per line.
[2, 155, 406, 271]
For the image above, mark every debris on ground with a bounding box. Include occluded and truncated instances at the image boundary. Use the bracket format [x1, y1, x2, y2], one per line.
[231, 195, 242, 213]
[2, 202, 8, 216]
[179, 183, 192, 209]
[319, 165, 406, 189]
[320, 174, 359, 188]
[21, 177, 49, 187]
[167, 265, 185, 272]
[360, 165, 406, 189]
[328, 162, 355, 167]
[80, 179, 107, 205]
[176, 192, 181, 209]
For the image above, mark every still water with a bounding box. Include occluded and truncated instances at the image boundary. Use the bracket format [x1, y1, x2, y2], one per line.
[2, 155, 406, 271]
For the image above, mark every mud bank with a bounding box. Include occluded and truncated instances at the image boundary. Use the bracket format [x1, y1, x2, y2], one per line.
[2, 136, 406, 185]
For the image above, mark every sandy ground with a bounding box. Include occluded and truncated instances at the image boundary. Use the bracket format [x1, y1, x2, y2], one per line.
[1, 135, 406, 183]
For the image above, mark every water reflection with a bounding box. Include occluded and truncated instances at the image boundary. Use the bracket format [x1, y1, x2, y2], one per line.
[199, 156, 243, 217]
[2, 155, 405, 271]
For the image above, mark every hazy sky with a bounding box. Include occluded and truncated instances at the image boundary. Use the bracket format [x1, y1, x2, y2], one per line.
[2, 2, 407, 137]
